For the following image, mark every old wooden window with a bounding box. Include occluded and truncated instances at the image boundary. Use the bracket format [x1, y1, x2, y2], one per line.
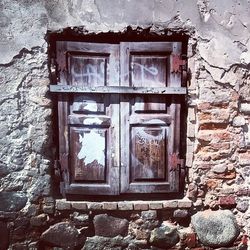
[50, 41, 187, 196]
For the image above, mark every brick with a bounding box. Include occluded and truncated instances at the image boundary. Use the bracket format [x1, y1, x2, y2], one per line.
[118, 202, 133, 210]
[103, 202, 117, 210]
[71, 202, 88, 210]
[149, 203, 163, 210]
[184, 233, 196, 248]
[56, 200, 71, 210]
[162, 200, 178, 209]
[178, 200, 192, 208]
[87, 202, 103, 210]
[133, 203, 149, 211]
[239, 152, 250, 166]
[219, 195, 236, 206]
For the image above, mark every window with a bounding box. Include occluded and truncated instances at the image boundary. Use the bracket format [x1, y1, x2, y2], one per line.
[50, 41, 187, 196]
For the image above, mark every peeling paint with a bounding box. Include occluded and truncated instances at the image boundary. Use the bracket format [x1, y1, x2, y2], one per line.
[83, 117, 103, 125]
[78, 131, 105, 166]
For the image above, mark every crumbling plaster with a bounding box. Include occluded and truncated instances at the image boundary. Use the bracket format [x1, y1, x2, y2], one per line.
[0, 0, 250, 248]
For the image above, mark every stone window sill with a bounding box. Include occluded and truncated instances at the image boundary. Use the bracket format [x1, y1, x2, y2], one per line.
[55, 199, 192, 211]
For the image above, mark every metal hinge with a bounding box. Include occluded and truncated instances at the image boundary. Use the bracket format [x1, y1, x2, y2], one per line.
[170, 153, 184, 171]
[171, 54, 187, 73]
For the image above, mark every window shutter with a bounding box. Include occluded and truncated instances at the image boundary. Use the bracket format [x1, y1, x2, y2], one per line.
[120, 42, 183, 193]
[56, 41, 120, 195]
[52, 40, 185, 196]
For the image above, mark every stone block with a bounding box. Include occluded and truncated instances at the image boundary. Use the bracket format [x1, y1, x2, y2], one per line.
[232, 116, 246, 127]
[133, 203, 149, 211]
[87, 202, 103, 210]
[71, 202, 88, 210]
[93, 214, 129, 237]
[141, 210, 157, 220]
[162, 200, 178, 209]
[173, 209, 189, 218]
[41, 222, 85, 248]
[0, 192, 27, 212]
[149, 203, 163, 210]
[150, 222, 179, 249]
[30, 213, 48, 227]
[118, 202, 133, 210]
[240, 102, 250, 114]
[103, 202, 117, 210]
[236, 199, 249, 213]
[187, 123, 196, 138]
[178, 200, 192, 208]
[191, 210, 239, 247]
[56, 200, 71, 210]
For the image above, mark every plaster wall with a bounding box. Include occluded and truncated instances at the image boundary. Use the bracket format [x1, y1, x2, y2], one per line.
[0, 0, 250, 249]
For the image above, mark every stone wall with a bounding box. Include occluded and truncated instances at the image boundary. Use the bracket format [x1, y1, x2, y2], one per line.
[0, 0, 250, 249]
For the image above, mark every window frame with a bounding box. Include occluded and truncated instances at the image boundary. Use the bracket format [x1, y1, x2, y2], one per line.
[50, 40, 187, 197]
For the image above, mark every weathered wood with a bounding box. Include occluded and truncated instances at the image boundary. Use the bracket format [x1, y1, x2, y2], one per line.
[55, 40, 185, 196]
[120, 42, 182, 193]
[50, 85, 187, 95]
[57, 41, 120, 195]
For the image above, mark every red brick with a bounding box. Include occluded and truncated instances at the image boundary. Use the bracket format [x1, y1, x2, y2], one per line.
[219, 195, 236, 206]
[184, 233, 196, 248]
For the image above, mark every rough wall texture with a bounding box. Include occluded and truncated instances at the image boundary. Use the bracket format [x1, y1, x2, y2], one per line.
[0, 0, 250, 249]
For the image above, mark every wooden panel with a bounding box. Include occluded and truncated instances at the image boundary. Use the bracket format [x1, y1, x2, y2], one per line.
[120, 42, 182, 194]
[68, 53, 108, 86]
[131, 126, 167, 180]
[131, 54, 169, 87]
[70, 95, 105, 114]
[56, 41, 120, 195]
[70, 128, 107, 181]
[68, 115, 110, 126]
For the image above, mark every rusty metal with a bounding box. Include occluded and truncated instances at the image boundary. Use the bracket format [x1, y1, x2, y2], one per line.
[171, 54, 186, 73]
[170, 153, 183, 171]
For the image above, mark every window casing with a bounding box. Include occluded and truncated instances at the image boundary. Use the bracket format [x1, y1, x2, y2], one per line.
[50, 41, 186, 196]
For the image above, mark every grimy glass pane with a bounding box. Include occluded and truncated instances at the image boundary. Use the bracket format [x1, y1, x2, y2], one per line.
[70, 128, 107, 182]
[130, 126, 167, 181]
[131, 55, 168, 87]
[69, 55, 107, 86]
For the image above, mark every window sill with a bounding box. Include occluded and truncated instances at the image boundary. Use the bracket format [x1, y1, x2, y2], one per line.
[55, 199, 192, 211]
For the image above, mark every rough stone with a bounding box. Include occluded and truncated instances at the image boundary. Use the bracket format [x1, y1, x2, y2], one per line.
[149, 222, 179, 249]
[191, 210, 240, 247]
[82, 235, 128, 250]
[41, 222, 85, 247]
[232, 116, 246, 127]
[93, 214, 129, 237]
[0, 221, 9, 250]
[236, 200, 249, 213]
[141, 210, 157, 220]
[30, 213, 48, 227]
[0, 192, 27, 212]
[71, 212, 89, 227]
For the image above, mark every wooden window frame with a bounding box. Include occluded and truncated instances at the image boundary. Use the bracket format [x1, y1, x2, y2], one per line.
[50, 40, 187, 197]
